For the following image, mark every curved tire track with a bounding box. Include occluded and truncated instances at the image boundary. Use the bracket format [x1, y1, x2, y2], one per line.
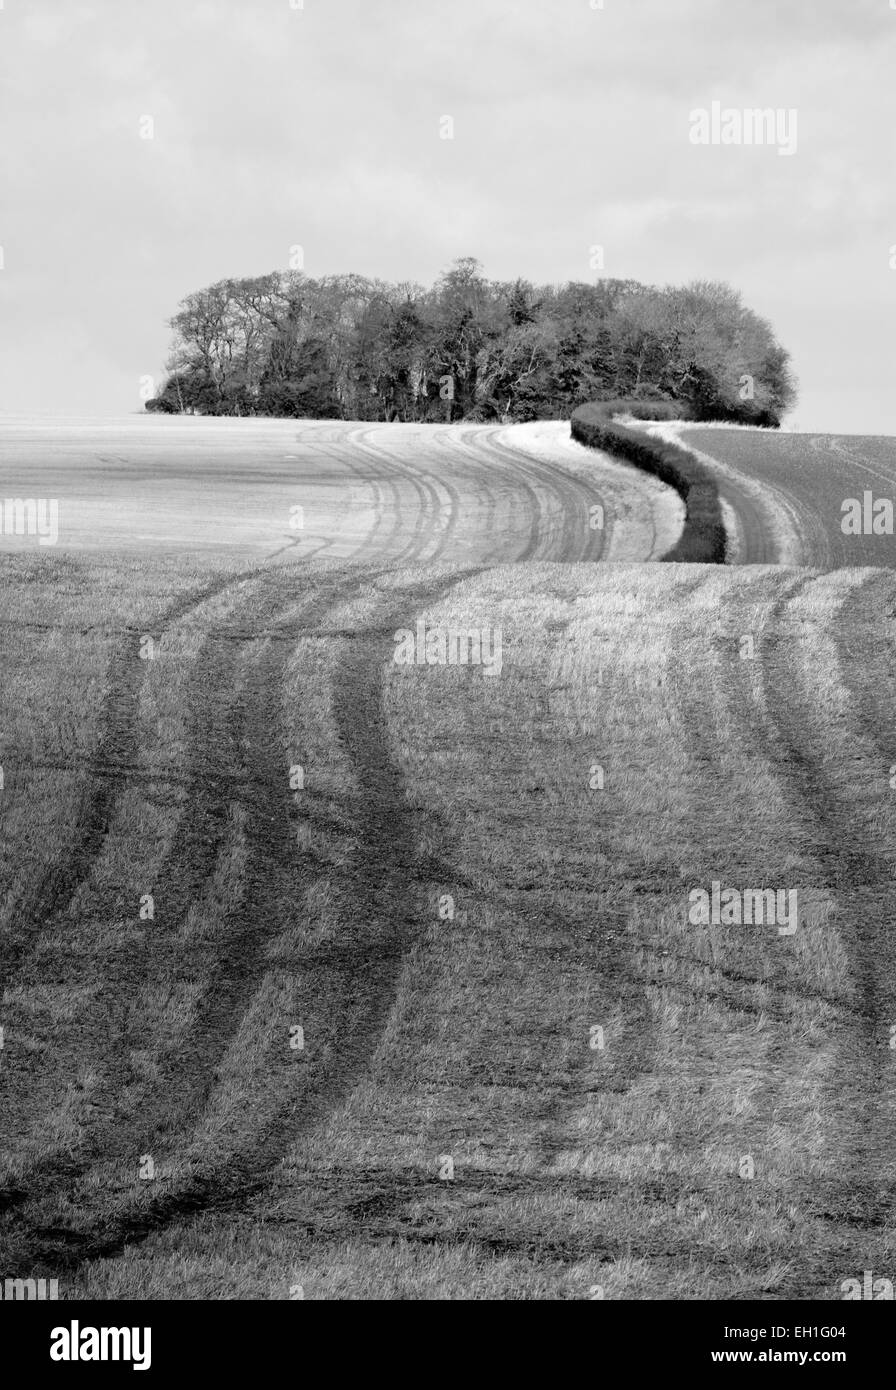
[0, 420, 658, 1272]
[714, 575, 896, 1270]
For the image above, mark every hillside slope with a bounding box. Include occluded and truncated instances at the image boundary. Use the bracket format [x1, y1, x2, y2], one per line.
[0, 418, 893, 1299]
[669, 427, 896, 567]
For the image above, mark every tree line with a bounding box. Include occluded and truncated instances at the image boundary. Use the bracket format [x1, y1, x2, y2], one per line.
[147, 257, 796, 425]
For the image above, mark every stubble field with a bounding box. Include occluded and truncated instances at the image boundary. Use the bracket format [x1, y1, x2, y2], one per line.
[0, 417, 894, 1299]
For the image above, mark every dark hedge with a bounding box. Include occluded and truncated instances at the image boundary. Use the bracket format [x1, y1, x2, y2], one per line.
[571, 401, 726, 563]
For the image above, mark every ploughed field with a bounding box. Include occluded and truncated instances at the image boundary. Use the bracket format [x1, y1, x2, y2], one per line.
[0, 417, 894, 1299]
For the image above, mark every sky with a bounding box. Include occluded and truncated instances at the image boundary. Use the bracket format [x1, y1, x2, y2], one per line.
[1, 0, 895, 432]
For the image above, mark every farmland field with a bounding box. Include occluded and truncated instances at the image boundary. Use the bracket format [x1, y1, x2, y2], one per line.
[1, 418, 895, 1300]
[675, 427, 896, 568]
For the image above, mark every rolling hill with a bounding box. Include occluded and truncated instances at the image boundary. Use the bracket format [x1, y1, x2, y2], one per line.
[0, 416, 893, 1299]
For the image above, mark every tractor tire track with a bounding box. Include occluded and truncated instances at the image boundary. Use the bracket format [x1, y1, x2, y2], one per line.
[1, 566, 488, 1272]
[0, 424, 394, 1005]
[0, 567, 271, 1000]
[1, 420, 653, 1273]
[715, 573, 896, 1262]
[831, 569, 896, 771]
[531, 582, 713, 1164]
[0, 425, 475, 1259]
[0, 437, 398, 1202]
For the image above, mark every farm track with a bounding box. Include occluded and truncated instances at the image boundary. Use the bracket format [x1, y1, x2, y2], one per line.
[533, 575, 716, 1164]
[0, 567, 272, 999]
[0, 426, 415, 1015]
[706, 572, 896, 1285]
[0, 422, 618, 1271]
[1, 568, 481, 1271]
[0, 432, 397, 1030]
[833, 569, 896, 762]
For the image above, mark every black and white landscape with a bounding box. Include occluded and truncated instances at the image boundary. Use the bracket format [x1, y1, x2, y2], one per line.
[1, 0, 895, 1328]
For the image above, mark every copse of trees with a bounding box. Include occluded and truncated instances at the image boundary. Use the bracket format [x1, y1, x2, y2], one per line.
[146, 258, 796, 426]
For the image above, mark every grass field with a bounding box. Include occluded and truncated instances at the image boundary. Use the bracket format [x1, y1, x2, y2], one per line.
[1, 420, 895, 1299]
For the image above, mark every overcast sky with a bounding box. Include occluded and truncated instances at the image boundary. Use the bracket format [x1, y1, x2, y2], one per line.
[1, 0, 894, 431]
